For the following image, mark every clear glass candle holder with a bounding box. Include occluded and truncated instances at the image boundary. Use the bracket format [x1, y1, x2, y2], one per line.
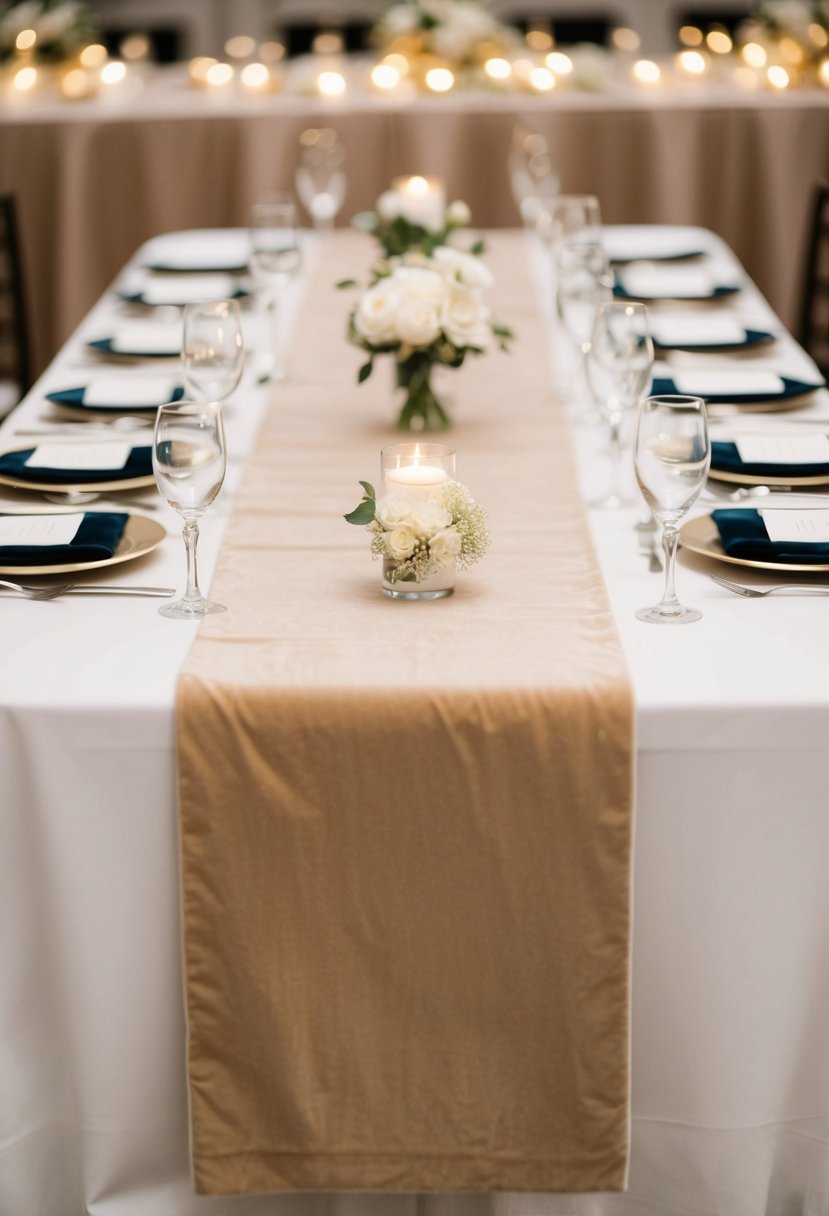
[379, 442, 457, 600]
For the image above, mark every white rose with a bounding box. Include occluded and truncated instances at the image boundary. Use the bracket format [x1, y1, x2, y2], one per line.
[433, 245, 493, 289]
[446, 199, 472, 227]
[384, 526, 417, 561]
[393, 266, 448, 306]
[440, 283, 492, 350]
[376, 489, 419, 528]
[354, 280, 400, 345]
[408, 498, 452, 537]
[396, 299, 441, 347]
[376, 190, 401, 222]
[429, 527, 462, 568]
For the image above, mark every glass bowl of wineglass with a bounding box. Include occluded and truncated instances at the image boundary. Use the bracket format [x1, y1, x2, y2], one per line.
[249, 197, 303, 381]
[295, 127, 346, 231]
[181, 299, 245, 405]
[153, 400, 227, 619]
[634, 394, 711, 624]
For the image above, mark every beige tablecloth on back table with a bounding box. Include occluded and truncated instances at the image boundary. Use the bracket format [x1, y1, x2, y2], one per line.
[175, 232, 633, 1196]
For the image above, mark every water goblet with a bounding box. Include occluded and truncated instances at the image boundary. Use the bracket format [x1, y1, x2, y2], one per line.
[508, 126, 559, 240]
[586, 301, 654, 507]
[249, 197, 303, 381]
[153, 400, 227, 619]
[634, 394, 711, 624]
[181, 299, 245, 404]
[295, 127, 346, 230]
[555, 237, 613, 407]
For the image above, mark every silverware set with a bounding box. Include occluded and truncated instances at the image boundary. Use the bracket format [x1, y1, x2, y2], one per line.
[0, 578, 174, 599]
[709, 574, 829, 598]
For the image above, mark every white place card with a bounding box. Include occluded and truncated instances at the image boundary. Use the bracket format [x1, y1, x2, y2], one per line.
[0, 513, 84, 546]
[144, 231, 250, 271]
[735, 434, 829, 465]
[649, 315, 746, 347]
[109, 322, 182, 355]
[619, 265, 730, 299]
[83, 376, 179, 407]
[762, 509, 829, 544]
[137, 274, 238, 306]
[672, 369, 784, 397]
[26, 442, 132, 471]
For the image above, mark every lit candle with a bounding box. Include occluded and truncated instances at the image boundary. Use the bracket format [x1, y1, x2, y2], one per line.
[383, 445, 453, 496]
[317, 69, 346, 97]
[632, 58, 661, 85]
[677, 49, 707, 76]
[388, 175, 446, 229]
[371, 62, 401, 91]
[424, 66, 454, 92]
[240, 62, 275, 93]
[767, 64, 790, 89]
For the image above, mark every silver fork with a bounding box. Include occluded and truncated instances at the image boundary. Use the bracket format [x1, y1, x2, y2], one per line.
[0, 578, 73, 600]
[710, 574, 829, 598]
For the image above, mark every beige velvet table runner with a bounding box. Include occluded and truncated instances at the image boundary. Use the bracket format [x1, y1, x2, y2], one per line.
[176, 232, 634, 1196]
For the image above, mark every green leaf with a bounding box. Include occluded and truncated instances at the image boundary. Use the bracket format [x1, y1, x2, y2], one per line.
[336, 278, 357, 289]
[358, 361, 374, 384]
[470, 238, 486, 255]
[344, 499, 377, 526]
[358, 480, 376, 500]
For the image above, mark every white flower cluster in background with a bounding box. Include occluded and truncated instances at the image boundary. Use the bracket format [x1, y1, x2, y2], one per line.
[352, 248, 495, 356]
[375, 0, 517, 67]
[368, 481, 489, 583]
[0, 1, 94, 61]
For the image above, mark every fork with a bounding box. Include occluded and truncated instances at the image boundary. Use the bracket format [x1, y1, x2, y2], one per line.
[710, 574, 829, 597]
[0, 578, 73, 600]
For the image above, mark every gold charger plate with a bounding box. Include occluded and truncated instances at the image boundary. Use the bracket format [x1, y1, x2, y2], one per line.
[710, 467, 829, 487]
[0, 445, 155, 494]
[0, 512, 165, 576]
[680, 512, 829, 573]
[707, 392, 821, 416]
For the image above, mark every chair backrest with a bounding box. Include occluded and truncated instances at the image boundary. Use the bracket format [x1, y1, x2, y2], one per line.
[798, 182, 829, 378]
[0, 194, 32, 404]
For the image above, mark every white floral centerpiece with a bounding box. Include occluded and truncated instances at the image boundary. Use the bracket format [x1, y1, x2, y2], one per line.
[373, 0, 519, 87]
[0, 1, 96, 65]
[739, 1, 829, 68]
[345, 477, 489, 596]
[342, 246, 512, 431]
[354, 188, 474, 259]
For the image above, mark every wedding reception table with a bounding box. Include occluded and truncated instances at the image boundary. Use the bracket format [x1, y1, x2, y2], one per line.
[3, 223, 829, 1216]
[2, 61, 828, 373]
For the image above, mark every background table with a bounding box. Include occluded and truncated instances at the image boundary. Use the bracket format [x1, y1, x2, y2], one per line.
[2, 64, 828, 374]
[2, 227, 829, 1215]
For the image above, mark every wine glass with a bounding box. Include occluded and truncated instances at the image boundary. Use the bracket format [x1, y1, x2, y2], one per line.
[508, 126, 559, 239]
[555, 237, 613, 406]
[295, 127, 346, 230]
[549, 194, 602, 261]
[586, 301, 654, 507]
[634, 395, 711, 625]
[153, 400, 227, 619]
[181, 300, 245, 404]
[249, 197, 303, 381]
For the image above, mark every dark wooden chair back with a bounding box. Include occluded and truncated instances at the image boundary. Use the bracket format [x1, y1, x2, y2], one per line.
[798, 182, 829, 378]
[0, 194, 32, 402]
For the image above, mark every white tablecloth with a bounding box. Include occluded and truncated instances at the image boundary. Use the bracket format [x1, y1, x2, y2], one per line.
[3, 227, 829, 1215]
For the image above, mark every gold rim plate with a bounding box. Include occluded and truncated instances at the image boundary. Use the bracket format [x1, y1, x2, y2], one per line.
[0, 512, 165, 575]
[710, 468, 829, 487]
[707, 391, 820, 416]
[0, 445, 155, 493]
[681, 512, 829, 573]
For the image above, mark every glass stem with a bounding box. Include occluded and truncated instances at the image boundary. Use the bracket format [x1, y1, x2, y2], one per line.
[182, 519, 202, 604]
[608, 412, 622, 501]
[659, 525, 680, 611]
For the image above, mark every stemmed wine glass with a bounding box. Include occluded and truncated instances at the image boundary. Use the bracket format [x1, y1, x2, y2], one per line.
[508, 126, 559, 240]
[586, 301, 654, 507]
[249, 197, 303, 381]
[181, 299, 245, 404]
[555, 237, 613, 408]
[634, 395, 711, 624]
[295, 127, 346, 230]
[153, 400, 227, 619]
[549, 194, 602, 264]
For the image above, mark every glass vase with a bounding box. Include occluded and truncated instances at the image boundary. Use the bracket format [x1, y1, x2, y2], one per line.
[395, 353, 451, 432]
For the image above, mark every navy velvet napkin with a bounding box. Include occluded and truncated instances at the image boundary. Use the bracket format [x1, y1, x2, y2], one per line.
[712, 508, 829, 564]
[711, 440, 829, 479]
[651, 375, 822, 404]
[46, 385, 183, 411]
[0, 512, 128, 564]
[0, 446, 152, 484]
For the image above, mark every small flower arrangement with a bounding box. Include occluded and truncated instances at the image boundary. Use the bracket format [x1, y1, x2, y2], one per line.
[345, 478, 489, 588]
[342, 246, 512, 430]
[354, 193, 476, 259]
[0, 1, 96, 64]
[739, 1, 829, 66]
[373, 0, 519, 82]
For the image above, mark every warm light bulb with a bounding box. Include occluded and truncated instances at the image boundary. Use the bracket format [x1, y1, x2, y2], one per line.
[205, 61, 234, 87]
[529, 66, 555, 91]
[240, 62, 270, 89]
[60, 67, 91, 99]
[484, 56, 512, 80]
[100, 60, 127, 85]
[545, 51, 573, 75]
[741, 42, 767, 68]
[15, 28, 36, 51]
[425, 67, 454, 91]
[318, 69, 346, 96]
[225, 35, 256, 59]
[526, 29, 553, 51]
[612, 27, 641, 52]
[766, 64, 789, 88]
[371, 62, 401, 89]
[810, 23, 829, 48]
[383, 52, 409, 76]
[679, 25, 703, 47]
[706, 29, 733, 54]
[80, 43, 107, 68]
[820, 59, 829, 86]
[13, 66, 37, 91]
[120, 33, 150, 60]
[678, 50, 706, 74]
[632, 59, 661, 84]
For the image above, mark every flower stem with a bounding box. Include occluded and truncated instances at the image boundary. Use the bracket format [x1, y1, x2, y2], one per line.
[396, 354, 451, 431]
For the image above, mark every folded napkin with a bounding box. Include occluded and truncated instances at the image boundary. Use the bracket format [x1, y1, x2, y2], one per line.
[712, 508, 829, 563]
[0, 511, 128, 564]
[0, 446, 152, 484]
[47, 378, 184, 411]
[711, 439, 829, 478]
[615, 264, 739, 300]
[120, 273, 248, 307]
[141, 231, 250, 273]
[651, 373, 821, 404]
[89, 321, 183, 358]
